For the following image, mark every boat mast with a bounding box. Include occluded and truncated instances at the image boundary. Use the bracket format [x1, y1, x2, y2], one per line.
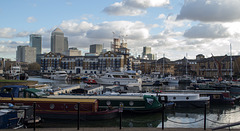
[186, 53, 188, 76]
[163, 53, 165, 77]
[230, 43, 233, 80]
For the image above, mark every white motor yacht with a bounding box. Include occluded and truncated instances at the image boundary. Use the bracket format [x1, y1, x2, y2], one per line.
[50, 71, 68, 80]
[95, 71, 142, 86]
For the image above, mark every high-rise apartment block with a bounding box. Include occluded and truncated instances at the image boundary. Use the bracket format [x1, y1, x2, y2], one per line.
[16, 46, 36, 63]
[90, 44, 103, 54]
[51, 28, 68, 54]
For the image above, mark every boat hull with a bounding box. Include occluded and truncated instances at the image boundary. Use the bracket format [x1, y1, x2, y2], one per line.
[0, 98, 118, 120]
[95, 78, 141, 86]
[37, 108, 119, 120]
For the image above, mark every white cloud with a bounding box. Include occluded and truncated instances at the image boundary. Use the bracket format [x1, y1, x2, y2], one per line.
[86, 21, 150, 40]
[0, 40, 28, 59]
[27, 16, 37, 23]
[59, 20, 93, 36]
[177, 0, 240, 22]
[0, 28, 16, 38]
[157, 14, 166, 19]
[184, 23, 230, 39]
[16, 31, 30, 37]
[103, 0, 169, 16]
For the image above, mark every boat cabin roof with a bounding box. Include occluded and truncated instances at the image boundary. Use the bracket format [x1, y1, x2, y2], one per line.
[0, 85, 28, 97]
[47, 95, 145, 101]
[0, 97, 98, 103]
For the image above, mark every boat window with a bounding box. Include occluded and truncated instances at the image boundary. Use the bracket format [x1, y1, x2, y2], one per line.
[19, 92, 24, 98]
[122, 75, 129, 78]
[129, 101, 134, 106]
[186, 97, 189, 100]
[19, 88, 25, 91]
[25, 92, 31, 98]
[106, 101, 111, 106]
[173, 97, 176, 100]
[50, 104, 55, 109]
[113, 75, 121, 78]
[31, 93, 36, 98]
[74, 104, 79, 110]
[200, 94, 207, 97]
[213, 95, 220, 99]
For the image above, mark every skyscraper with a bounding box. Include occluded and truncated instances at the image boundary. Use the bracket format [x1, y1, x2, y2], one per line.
[51, 28, 67, 54]
[142, 46, 151, 58]
[64, 37, 68, 52]
[90, 44, 103, 54]
[30, 34, 42, 55]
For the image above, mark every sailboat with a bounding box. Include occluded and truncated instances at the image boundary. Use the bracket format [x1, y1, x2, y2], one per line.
[179, 54, 195, 84]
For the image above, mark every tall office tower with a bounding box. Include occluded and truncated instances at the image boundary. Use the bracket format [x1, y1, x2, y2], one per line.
[30, 34, 42, 55]
[142, 46, 151, 58]
[64, 37, 68, 52]
[51, 28, 65, 53]
[90, 44, 103, 54]
[16, 46, 36, 63]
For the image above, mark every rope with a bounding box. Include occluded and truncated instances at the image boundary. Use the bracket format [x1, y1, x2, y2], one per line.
[207, 118, 231, 125]
[223, 109, 240, 114]
[124, 119, 160, 123]
[167, 118, 204, 124]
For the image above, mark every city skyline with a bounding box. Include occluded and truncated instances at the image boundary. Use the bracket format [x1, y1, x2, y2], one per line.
[1, 0, 240, 60]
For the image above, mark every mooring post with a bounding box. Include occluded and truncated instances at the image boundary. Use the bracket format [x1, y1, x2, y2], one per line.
[204, 103, 207, 130]
[162, 104, 165, 130]
[119, 103, 124, 130]
[77, 102, 80, 130]
[120, 112, 122, 129]
[33, 102, 36, 131]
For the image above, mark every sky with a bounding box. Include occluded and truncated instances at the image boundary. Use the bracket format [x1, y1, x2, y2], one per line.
[1, 0, 240, 61]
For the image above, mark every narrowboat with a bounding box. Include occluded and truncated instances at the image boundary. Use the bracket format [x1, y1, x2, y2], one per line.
[100, 92, 210, 108]
[46, 95, 165, 113]
[0, 97, 118, 120]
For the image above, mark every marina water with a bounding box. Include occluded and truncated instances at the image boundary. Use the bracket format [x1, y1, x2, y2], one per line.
[28, 76, 240, 129]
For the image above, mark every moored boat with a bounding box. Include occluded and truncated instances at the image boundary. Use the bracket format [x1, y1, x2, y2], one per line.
[165, 76, 179, 84]
[95, 71, 142, 86]
[100, 92, 209, 108]
[0, 104, 41, 129]
[50, 71, 68, 80]
[47, 95, 165, 113]
[4, 65, 28, 80]
[161, 90, 235, 105]
[0, 97, 118, 120]
[84, 79, 97, 84]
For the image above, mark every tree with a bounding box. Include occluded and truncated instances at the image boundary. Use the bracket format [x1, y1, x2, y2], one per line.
[28, 62, 40, 71]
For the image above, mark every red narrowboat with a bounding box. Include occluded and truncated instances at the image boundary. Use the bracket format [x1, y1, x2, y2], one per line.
[0, 97, 118, 120]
